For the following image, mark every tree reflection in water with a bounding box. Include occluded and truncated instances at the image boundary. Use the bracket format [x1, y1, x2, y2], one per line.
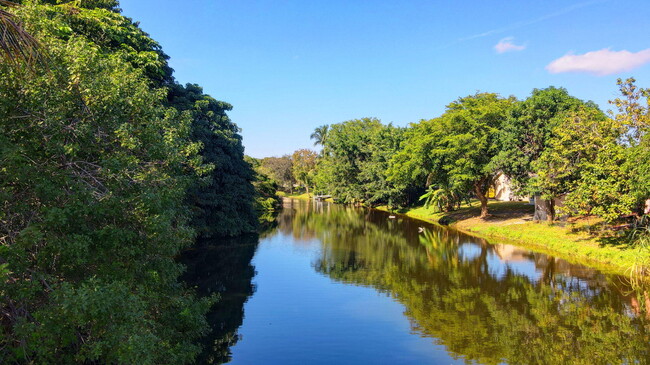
[180, 234, 262, 364]
[280, 199, 650, 364]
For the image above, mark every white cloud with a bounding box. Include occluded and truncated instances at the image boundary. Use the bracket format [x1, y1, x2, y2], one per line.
[494, 37, 526, 54]
[546, 48, 650, 76]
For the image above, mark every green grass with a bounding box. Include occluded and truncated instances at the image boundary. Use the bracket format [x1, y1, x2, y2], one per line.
[287, 193, 312, 200]
[286, 193, 334, 202]
[378, 200, 649, 276]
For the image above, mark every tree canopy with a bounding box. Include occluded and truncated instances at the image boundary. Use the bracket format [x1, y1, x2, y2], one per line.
[315, 118, 405, 205]
[292, 149, 318, 195]
[390, 93, 515, 217]
[0, 1, 258, 362]
[493, 87, 596, 194]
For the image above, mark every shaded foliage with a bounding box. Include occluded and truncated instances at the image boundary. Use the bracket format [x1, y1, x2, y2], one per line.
[245, 155, 282, 216]
[0, 1, 258, 362]
[169, 83, 257, 238]
[0, 23, 209, 365]
[260, 155, 295, 193]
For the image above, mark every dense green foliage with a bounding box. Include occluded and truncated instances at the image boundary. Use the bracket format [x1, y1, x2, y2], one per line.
[169, 83, 257, 237]
[303, 82, 650, 228]
[553, 79, 650, 224]
[611, 79, 650, 206]
[493, 87, 595, 193]
[0, 21, 206, 365]
[291, 149, 317, 195]
[0, 1, 258, 362]
[314, 118, 406, 205]
[539, 107, 632, 222]
[245, 156, 282, 216]
[391, 93, 515, 217]
[259, 155, 295, 193]
[492, 87, 606, 220]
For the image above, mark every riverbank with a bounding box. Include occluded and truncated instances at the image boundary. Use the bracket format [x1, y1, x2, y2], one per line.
[287, 193, 312, 200]
[377, 200, 649, 276]
[287, 193, 335, 202]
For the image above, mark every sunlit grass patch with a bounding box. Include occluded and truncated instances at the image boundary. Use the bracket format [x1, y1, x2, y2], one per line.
[287, 193, 312, 200]
[379, 200, 650, 276]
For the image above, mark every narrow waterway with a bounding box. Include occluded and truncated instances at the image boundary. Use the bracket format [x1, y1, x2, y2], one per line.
[183, 199, 650, 364]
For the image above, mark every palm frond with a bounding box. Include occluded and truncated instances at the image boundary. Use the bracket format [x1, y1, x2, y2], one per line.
[0, 1, 43, 66]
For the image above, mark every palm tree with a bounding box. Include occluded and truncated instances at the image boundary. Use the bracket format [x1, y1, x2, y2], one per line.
[0, 1, 41, 65]
[310, 124, 329, 146]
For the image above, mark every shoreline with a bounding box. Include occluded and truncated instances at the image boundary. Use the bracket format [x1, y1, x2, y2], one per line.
[285, 196, 647, 277]
[374, 202, 645, 277]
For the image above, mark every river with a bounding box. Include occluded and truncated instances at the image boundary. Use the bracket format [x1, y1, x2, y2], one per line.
[182, 199, 650, 364]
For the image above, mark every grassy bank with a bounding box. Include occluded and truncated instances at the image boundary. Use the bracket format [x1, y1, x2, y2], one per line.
[377, 200, 648, 276]
[286, 193, 312, 200]
[286, 193, 335, 202]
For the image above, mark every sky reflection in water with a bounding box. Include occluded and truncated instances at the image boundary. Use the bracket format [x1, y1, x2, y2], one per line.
[198, 200, 650, 364]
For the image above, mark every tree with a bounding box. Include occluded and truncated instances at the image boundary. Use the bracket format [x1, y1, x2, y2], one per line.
[0, 27, 210, 363]
[168, 83, 257, 238]
[532, 79, 650, 223]
[387, 120, 445, 206]
[357, 123, 406, 206]
[292, 149, 318, 195]
[315, 118, 405, 205]
[611, 78, 650, 208]
[492, 87, 600, 220]
[419, 184, 468, 213]
[0, 1, 260, 362]
[532, 107, 632, 222]
[610, 78, 650, 146]
[245, 156, 281, 215]
[310, 124, 329, 147]
[260, 155, 295, 192]
[391, 93, 515, 218]
[494, 88, 593, 190]
[0, 0, 40, 65]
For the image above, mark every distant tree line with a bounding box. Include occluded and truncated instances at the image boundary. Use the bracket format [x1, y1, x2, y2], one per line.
[0, 1, 272, 363]
[277, 83, 649, 228]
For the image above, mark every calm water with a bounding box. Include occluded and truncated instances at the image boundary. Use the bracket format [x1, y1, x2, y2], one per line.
[183, 199, 650, 364]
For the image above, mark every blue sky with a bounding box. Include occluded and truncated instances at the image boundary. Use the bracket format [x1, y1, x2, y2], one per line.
[119, 0, 650, 158]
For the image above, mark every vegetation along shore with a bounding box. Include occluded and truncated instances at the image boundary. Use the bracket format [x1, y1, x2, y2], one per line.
[0, 1, 280, 362]
[274, 83, 650, 280]
[376, 201, 646, 276]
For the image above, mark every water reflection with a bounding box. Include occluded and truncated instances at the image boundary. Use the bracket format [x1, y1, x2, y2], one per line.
[281, 199, 650, 364]
[180, 235, 259, 364]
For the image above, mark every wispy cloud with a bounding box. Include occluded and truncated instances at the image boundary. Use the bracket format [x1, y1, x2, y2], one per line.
[546, 48, 650, 76]
[494, 37, 526, 54]
[440, 0, 608, 49]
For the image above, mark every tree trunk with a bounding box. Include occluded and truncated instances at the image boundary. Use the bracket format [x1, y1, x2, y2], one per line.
[305, 184, 310, 197]
[545, 199, 555, 222]
[474, 180, 489, 218]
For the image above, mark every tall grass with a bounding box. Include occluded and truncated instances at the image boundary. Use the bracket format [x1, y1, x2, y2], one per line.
[628, 216, 650, 287]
